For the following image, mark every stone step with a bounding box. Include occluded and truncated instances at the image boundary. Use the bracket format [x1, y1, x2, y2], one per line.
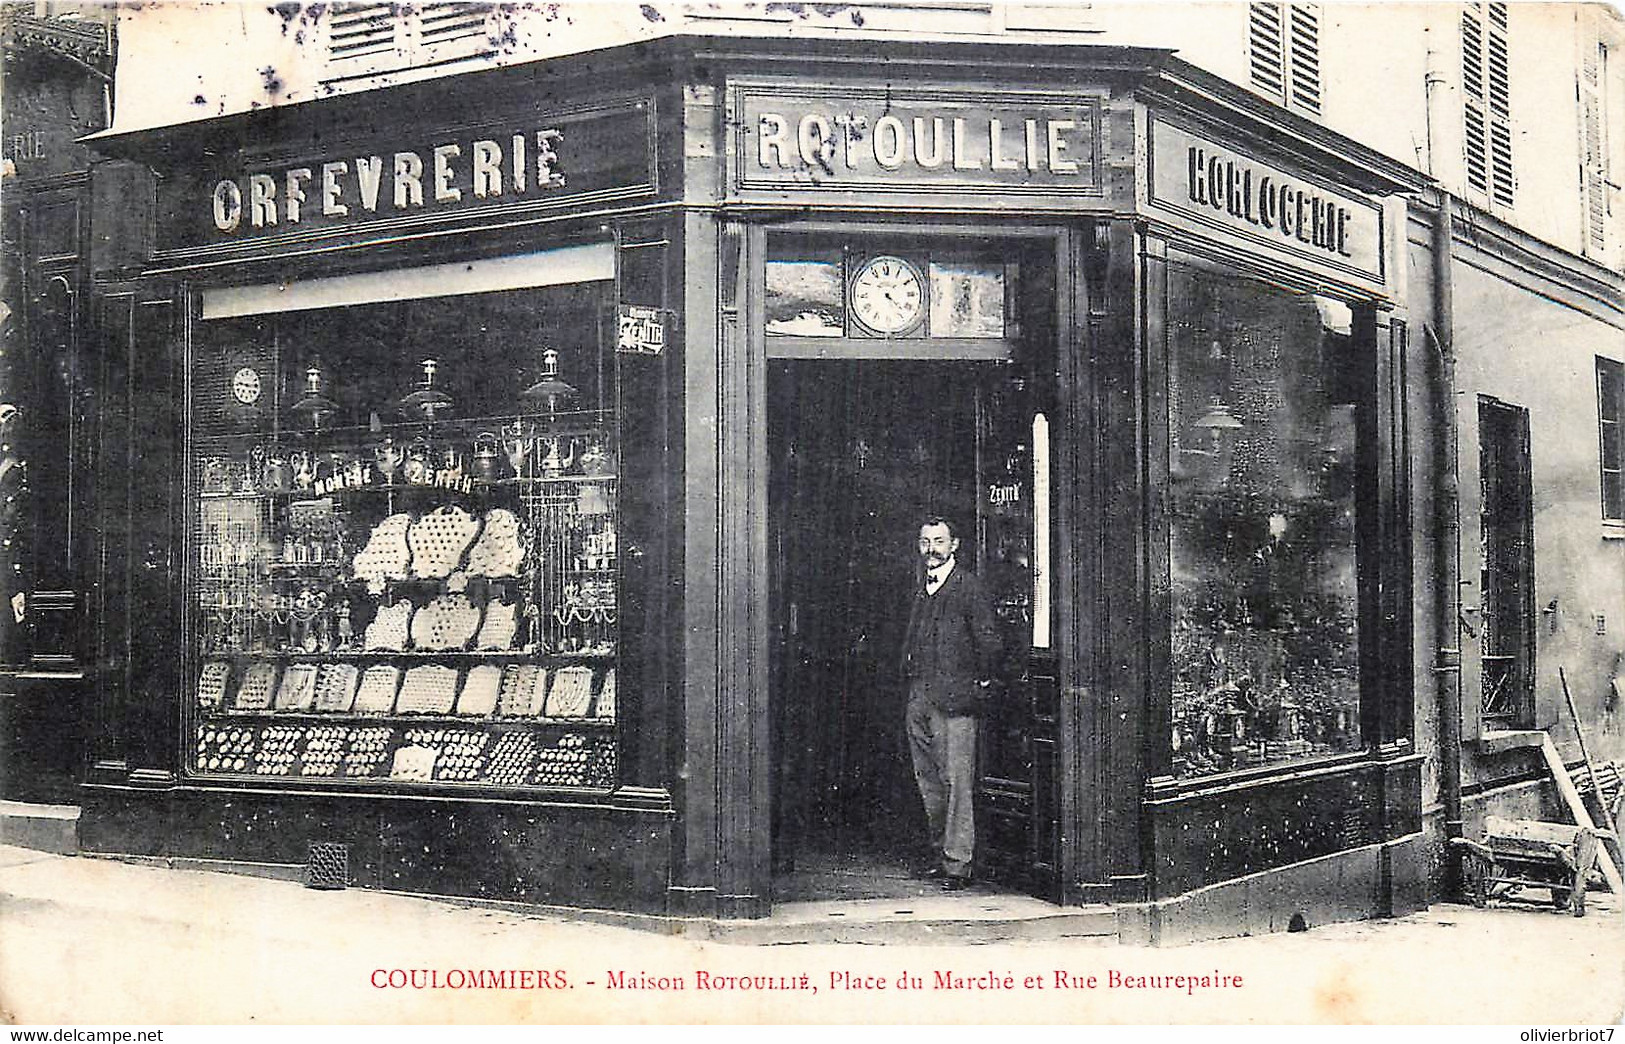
[0, 800, 79, 855]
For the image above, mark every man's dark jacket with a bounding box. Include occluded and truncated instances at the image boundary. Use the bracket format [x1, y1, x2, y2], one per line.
[901, 565, 1003, 715]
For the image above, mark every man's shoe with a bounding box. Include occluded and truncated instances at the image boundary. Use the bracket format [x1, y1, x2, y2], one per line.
[942, 875, 972, 891]
[918, 865, 947, 880]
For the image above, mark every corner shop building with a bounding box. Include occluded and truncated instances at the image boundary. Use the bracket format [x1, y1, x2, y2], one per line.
[71, 36, 1429, 943]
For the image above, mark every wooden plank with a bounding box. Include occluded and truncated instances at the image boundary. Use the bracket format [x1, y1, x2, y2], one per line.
[1540, 734, 1623, 895]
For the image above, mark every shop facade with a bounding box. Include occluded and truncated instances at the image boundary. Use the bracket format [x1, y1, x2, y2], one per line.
[75, 37, 1427, 941]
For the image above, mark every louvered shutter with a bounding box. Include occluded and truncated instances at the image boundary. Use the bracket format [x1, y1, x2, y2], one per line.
[1486, 2, 1514, 207]
[1248, 2, 1321, 115]
[1249, 3, 1286, 98]
[1462, 4, 1489, 194]
[1287, 4, 1321, 112]
[326, 2, 495, 77]
[414, 2, 495, 64]
[1579, 41, 1609, 258]
[1462, 2, 1514, 207]
[327, 2, 397, 61]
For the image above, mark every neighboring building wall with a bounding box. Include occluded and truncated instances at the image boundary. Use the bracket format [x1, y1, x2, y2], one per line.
[0, 0, 114, 802]
[1406, 199, 1625, 892]
[1451, 231, 1625, 761]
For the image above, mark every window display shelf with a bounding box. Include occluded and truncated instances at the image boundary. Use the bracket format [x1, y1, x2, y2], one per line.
[199, 710, 616, 726]
[201, 649, 615, 662]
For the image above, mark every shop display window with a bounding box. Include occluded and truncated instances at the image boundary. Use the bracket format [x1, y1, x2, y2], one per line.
[187, 275, 620, 790]
[1167, 266, 1363, 778]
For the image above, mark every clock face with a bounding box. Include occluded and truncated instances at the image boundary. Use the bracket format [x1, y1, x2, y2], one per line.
[230, 366, 263, 406]
[850, 255, 925, 335]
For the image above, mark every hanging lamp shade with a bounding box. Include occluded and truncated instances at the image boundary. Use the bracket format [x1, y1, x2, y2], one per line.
[521, 348, 576, 413]
[400, 358, 453, 421]
[291, 359, 338, 427]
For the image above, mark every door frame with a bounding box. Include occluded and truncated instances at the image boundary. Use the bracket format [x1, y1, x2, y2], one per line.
[724, 215, 1111, 908]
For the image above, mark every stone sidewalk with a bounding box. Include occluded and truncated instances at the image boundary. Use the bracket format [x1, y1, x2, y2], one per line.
[1, 844, 1621, 1024]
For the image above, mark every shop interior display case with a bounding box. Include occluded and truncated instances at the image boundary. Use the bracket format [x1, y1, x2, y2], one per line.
[186, 282, 621, 790]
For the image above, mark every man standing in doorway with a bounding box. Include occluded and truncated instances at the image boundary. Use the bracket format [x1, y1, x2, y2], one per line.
[902, 515, 1002, 890]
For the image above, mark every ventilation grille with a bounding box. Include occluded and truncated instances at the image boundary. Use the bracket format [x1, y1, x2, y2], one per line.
[306, 841, 350, 890]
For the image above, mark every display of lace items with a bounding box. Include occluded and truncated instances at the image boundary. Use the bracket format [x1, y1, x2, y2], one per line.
[475, 599, 518, 651]
[396, 664, 460, 714]
[408, 505, 479, 579]
[411, 593, 481, 651]
[364, 599, 414, 651]
[351, 513, 412, 586]
[353, 664, 401, 715]
[465, 508, 525, 578]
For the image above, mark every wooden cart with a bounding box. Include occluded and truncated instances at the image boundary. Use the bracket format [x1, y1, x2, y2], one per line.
[1452, 816, 1612, 917]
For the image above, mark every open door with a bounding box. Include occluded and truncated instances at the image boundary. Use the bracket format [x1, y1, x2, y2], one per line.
[767, 358, 1059, 902]
[972, 371, 1062, 903]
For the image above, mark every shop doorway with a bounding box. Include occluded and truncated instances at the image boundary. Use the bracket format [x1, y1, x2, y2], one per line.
[768, 358, 1051, 901]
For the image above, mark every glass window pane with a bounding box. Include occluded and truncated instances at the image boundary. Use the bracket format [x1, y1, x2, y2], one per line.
[1168, 267, 1362, 779]
[929, 261, 1005, 338]
[1598, 359, 1623, 420]
[766, 258, 843, 337]
[188, 279, 622, 790]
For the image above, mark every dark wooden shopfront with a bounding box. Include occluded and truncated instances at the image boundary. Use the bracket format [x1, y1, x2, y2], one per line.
[70, 38, 1428, 938]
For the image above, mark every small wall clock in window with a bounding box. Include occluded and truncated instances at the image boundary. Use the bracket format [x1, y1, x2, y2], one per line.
[231, 365, 263, 406]
[849, 254, 925, 336]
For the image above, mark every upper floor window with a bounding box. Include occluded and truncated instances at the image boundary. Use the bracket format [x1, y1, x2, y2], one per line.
[1462, 1, 1514, 208]
[1248, 2, 1321, 115]
[323, 2, 501, 83]
[1579, 38, 1613, 262]
[1597, 355, 1624, 523]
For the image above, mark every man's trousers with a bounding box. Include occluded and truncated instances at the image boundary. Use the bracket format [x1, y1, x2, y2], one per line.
[905, 693, 977, 879]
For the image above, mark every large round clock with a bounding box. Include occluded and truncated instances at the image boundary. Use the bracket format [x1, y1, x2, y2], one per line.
[850, 255, 925, 335]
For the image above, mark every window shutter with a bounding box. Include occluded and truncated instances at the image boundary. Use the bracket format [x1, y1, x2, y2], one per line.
[325, 2, 497, 80]
[1485, 2, 1514, 207]
[1248, 2, 1320, 115]
[1579, 41, 1609, 258]
[1597, 357, 1624, 522]
[1249, 3, 1286, 99]
[327, 2, 397, 61]
[1462, 2, 1514, 207]
[1287, 4, 1321, 112]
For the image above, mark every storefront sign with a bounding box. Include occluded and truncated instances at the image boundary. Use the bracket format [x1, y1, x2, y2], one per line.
[1148, 118, 1384, 284]
[729, 82, 1103, 197]
[617, 305, 669, 355]
[158, 98, 657, 257]
[207, 129, 566, 234]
